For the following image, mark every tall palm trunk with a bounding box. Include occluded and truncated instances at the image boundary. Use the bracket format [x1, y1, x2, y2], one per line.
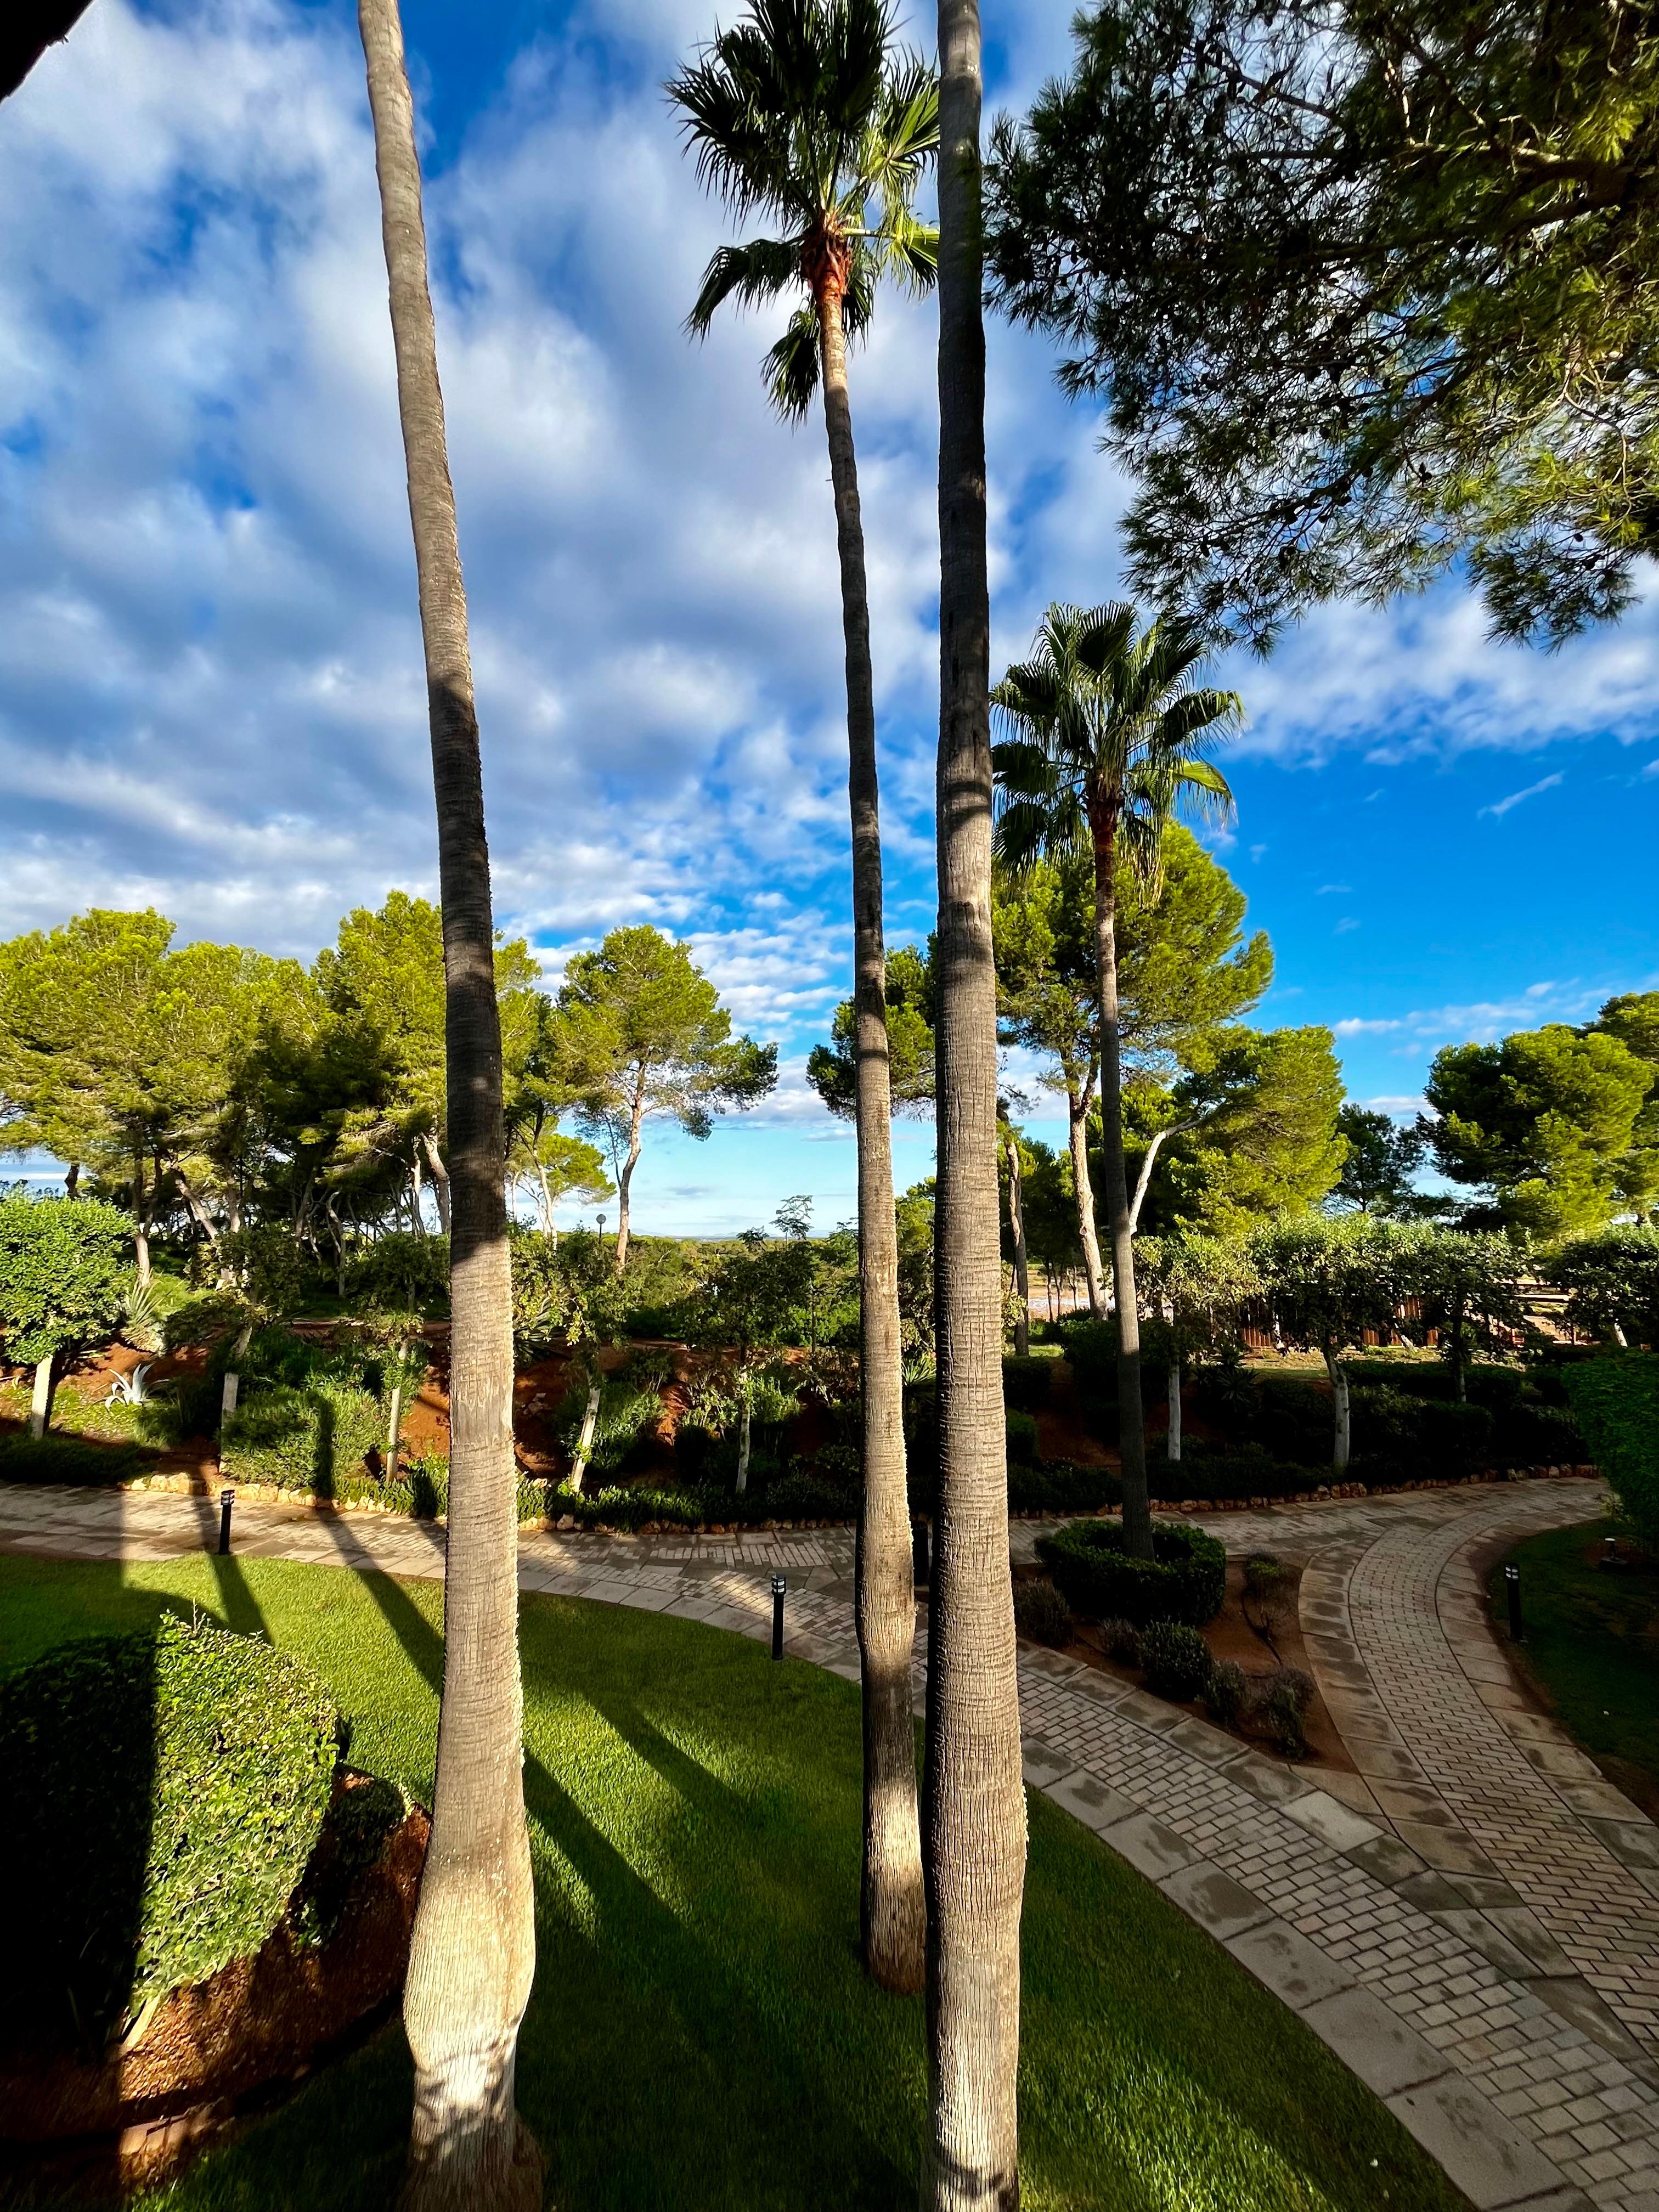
[1090, 809, 1152, 1559]
[1003, 1128, 1029, 1358]
[817, 274, 925, 1993]
[925, 1, 1024, 2200]
[358, 5, 539, 2205]
[1066, 1080, 1105, 1314]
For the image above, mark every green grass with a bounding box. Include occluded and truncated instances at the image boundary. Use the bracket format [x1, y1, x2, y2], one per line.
[0, 1555, 1464, 2212]
[1493, 1519, 1659, 1799]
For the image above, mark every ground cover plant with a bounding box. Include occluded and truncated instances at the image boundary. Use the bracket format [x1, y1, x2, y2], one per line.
[1492, 1519, 1659, 1810]
[0, 1552, 1464, 2211]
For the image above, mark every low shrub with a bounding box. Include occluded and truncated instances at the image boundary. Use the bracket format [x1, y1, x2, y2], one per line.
[1154, 1443, 1309, 1503]
[1256, 1665, 1314, 1758]
[1001, 1355, 1054, 1412]
[1006, 1409, 1039, 1466]
[766, 1470, 860, 1522]
[1141, 1619, 1211, 1700]
[1563, 1355, 1659, 1547]
[1037, 1519, 1226, 1627]
[1013, 1578, 1073, 1647]
[1099, 1617, 1144, 1665]
[221, 1378, 383, 1495]
[1008, 1461, 1122, 1515]
[555, 1377, 662, 1475]
[1204, 1659, 1249, 1728]
[1243, 1553, 1289, 1604]
[0, 1612, 338, 2043]
[1056, 1318, 1167, 1414]
[1492, 1398, 1585, 1467]
[0, 1432, 159, 1485]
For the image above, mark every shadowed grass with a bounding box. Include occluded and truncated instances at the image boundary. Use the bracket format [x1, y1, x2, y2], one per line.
[0, 1555, 1465, 2211]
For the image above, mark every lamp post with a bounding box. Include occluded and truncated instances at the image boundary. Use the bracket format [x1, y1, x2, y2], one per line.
[1504, 1561, 1522, 1641]
[771, 1571, 786, 1660]
[218, 1487, 234, 1557]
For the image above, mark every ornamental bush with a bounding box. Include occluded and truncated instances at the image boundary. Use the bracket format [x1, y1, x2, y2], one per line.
[1141, 1619, 1212, 1700]
[1562, 1355, 1659, 1548]
[221, 1378, 383, 1494]
[0, 1613, 337, 2043]
[1037, 1517, 1226, 1626]
[1001, 1354, 1055, 1411]
[1013, 1577, 1074, 1647]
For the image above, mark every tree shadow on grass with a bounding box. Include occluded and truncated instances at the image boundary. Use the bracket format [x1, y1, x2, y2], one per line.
[207, 1547, 269, 1640]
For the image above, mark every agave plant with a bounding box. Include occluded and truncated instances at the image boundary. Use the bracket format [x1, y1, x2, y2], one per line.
[106, 1363, 155, 1407]
[121, 1272, 164, 1355]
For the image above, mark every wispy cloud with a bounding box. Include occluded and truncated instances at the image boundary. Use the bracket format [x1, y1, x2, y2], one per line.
[1480, 772, 1564, 820]
[1334, 916, 1361, 933]
[1316, 882, 1351, 895]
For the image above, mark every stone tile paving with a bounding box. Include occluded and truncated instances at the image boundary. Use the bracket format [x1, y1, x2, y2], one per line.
[3, 1476, 1655, 2208]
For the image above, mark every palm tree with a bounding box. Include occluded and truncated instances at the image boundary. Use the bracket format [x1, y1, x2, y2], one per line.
[669, 0, 936, 1996]
[923, 0, 1025, 2200]
[357, 3, 539, 2204]
[993, 603, 1240, 1562]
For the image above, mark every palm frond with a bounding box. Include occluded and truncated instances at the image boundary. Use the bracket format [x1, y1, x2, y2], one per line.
[687, 236, 804, 336]
[764, 305, 822, 419]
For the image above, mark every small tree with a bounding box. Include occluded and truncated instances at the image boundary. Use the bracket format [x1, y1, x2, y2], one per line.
[553, 927, 777, 1271]
[1136, 1232, 1259, 1461]
[1403, 1227, 1528, 1399]
[693, 1221, 814, 1490]
[1547, 1228, 1659, 1351]
[1333, 1106, 1427, 1218]
[0, 1193, 131, 1436]
[1251, 1216, 1409, 1469]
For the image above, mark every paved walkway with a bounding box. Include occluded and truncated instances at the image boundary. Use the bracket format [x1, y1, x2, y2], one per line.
[3, 1477, 1657, 2211]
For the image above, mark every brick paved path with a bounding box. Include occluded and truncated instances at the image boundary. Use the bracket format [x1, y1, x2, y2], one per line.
[3, 1477, 1656, 2211]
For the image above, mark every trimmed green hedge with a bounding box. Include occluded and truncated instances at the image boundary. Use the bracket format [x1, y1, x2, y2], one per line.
[1036, 1519, 1226, 1626]
[1563, 1355, 1659, 1548]
[0, 1613, 338, 2042]
[1002, 1355, 1055, 1411]
[221, 1378, 383, 1494]
[0, 1432, 160, 1485]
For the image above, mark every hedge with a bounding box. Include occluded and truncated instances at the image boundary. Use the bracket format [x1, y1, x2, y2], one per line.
[221, 1378, 384, 1494]
[1562, 1355, 1659, 1548]
[1001, 1355, 1055, 1411]
[0, 1432, 160, 1485]
[1036, 1519, 1226, 1627]
[0, 1613, 338, 2042]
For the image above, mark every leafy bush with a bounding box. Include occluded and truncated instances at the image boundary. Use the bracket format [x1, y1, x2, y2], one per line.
[221, 1378, 383, 1494]
[1351, 1386, 1493, 1476]
[1056, 1317, 1168, 1412]
[1243, 1553, 1288, 1602]
[0, 1613, 337, 2041]
[1008, 1461, 1122, 1515]
[1037, 1518, 1226, 1626]
[347, 1231, 450, 1316]
[1492, 1397, 1585, 1466]
[0, 1192, 131, 1368]
[1342, 1358, 1525, 1410]
[555, 1377, 662, 1474]
[1562, 1355, 1659, 1547]
[1257, 1666, 1314, 1757]
[0, 1432, 159, 1485]
[1013, 1578, 1074, 1647]
[1002, 1354, 1055, 1411]
[1141, 1620, 1212, 1700]
[1156, 1443, 1311, 1502]
[1006, 1409, 1040, 1465]
[1099, 1617, 1144, 1665]
[766, 1470, 859, 1521]
[1205, 1659, 1249, 1727]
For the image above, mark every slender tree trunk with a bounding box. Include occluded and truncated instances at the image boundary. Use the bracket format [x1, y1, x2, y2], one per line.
[411, 1143, 426, 1233]
[29, 1352, 55, 1440]
[65, 1161, 79, 1198]
[533, 1157, 554, 1237]
[133, 1148, 151, 1287]
[1449, 1294, 1466, 1402]
[1066, 1088, 1105, 1316]
[926, 5, 1024, 2199]
[359, 5, 539, 2204]
[735, 1384, 753, 1494]
[1166, 1352, 1182, 1463]
[1090, 812, 1151, 1561]
[423, 1131, 453, 1236]
[815, 278, 926, 1995]
[613, 1096, 644, 1273]
[569, 1370, 601, 1492]
[1323, 1346, 1351, 1471]
[1003, 1130, 1030, 1359]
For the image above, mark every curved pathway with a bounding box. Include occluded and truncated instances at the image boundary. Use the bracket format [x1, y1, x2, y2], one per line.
[2, 1477, 1655, 2210]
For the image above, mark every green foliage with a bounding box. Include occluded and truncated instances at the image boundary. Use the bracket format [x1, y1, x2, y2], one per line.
[985, 0, 1659, 646]
[1333, 1107, 1427, 1217]
[1425, 1024, 1653, 1235]
[554, 1376, 662, 1474]
[1006, 1408, 1040, 1464]
[1139, 1026, 1348, 1234]
[0, 1611, 336, 2040]
[347, 1231, 450, 1316]
[1261, 1667, 1314, 1758]
[221, 1377, 384, 1494]
[1251, 1215, 1409, 1359]
[807, 944, 938, 1118]
[1204, 1659, 1249, 1728]
[1139, 1619, 1211, 1700]
[0, 1431, 160, 1485]
[1135, 1231, 1260, 1361]
[1037, 1516, 1226, 1625]
[1013, 1577, 1074, 1647]
[1008, 1460, 1123, 1515]
[0, 1190, 131, 1366]
[1001, 1352, 1054, 1409]
[1548, 1227, 1659, 1348]
[1562, 1356, 1659, 1548]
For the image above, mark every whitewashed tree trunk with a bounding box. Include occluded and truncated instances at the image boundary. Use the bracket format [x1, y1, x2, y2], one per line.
[1324, 1346, 1351, 1470]
[1167, 1355, 1182, 1463]
[735, 1387, 752, 1494]
[29, 1353, 54, 1440]
[569, 1373, 602, 1493]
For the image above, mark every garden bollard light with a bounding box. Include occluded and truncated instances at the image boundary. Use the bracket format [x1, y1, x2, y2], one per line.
[218, 1487, 234, 1557]
[1505, 1561, 1522, 1641]
[771, 1572, 787, 1660]
[913, 1517, 931, 1589]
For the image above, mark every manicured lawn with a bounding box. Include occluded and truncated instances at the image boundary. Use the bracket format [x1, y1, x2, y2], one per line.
[0, 1554, 1464, 2212]
[1493, 1519, 1659, 1804]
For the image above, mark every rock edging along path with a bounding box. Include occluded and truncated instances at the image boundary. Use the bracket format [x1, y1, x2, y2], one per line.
[1, 1479, 1652, 2211]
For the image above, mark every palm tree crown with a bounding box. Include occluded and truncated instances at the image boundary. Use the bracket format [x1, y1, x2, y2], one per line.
[992, 602, 1241, 879]
[668, 0, 938, 416]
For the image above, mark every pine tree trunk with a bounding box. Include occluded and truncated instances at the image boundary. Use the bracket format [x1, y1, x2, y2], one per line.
[1167, 1355, 1182, 1463]
[816, 280, 926, 1996]
[29, 1352, 54, 1440]
[613, 1101, 643, 1273]
[926, 2, 1025, 2198]
[424, 1132, 453, 1236]
[735, 1387, 752, 1494]
[1066, 1090, 1105, 1316]
[1005, 1131, 1030, 1359]
[1090, 811, 1151, 1561]
[65, 1162, 79, 1198]
[133, 1148, 151, 1287]
[1324, 1347, 1351, 1471]
[358, 4, 539, 2204]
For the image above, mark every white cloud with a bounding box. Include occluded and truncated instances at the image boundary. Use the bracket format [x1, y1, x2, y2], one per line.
[1479, 771, 1565, 820]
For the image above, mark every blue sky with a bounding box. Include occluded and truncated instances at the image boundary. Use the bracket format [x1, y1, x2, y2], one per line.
[3, 0, 1657, 1234]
